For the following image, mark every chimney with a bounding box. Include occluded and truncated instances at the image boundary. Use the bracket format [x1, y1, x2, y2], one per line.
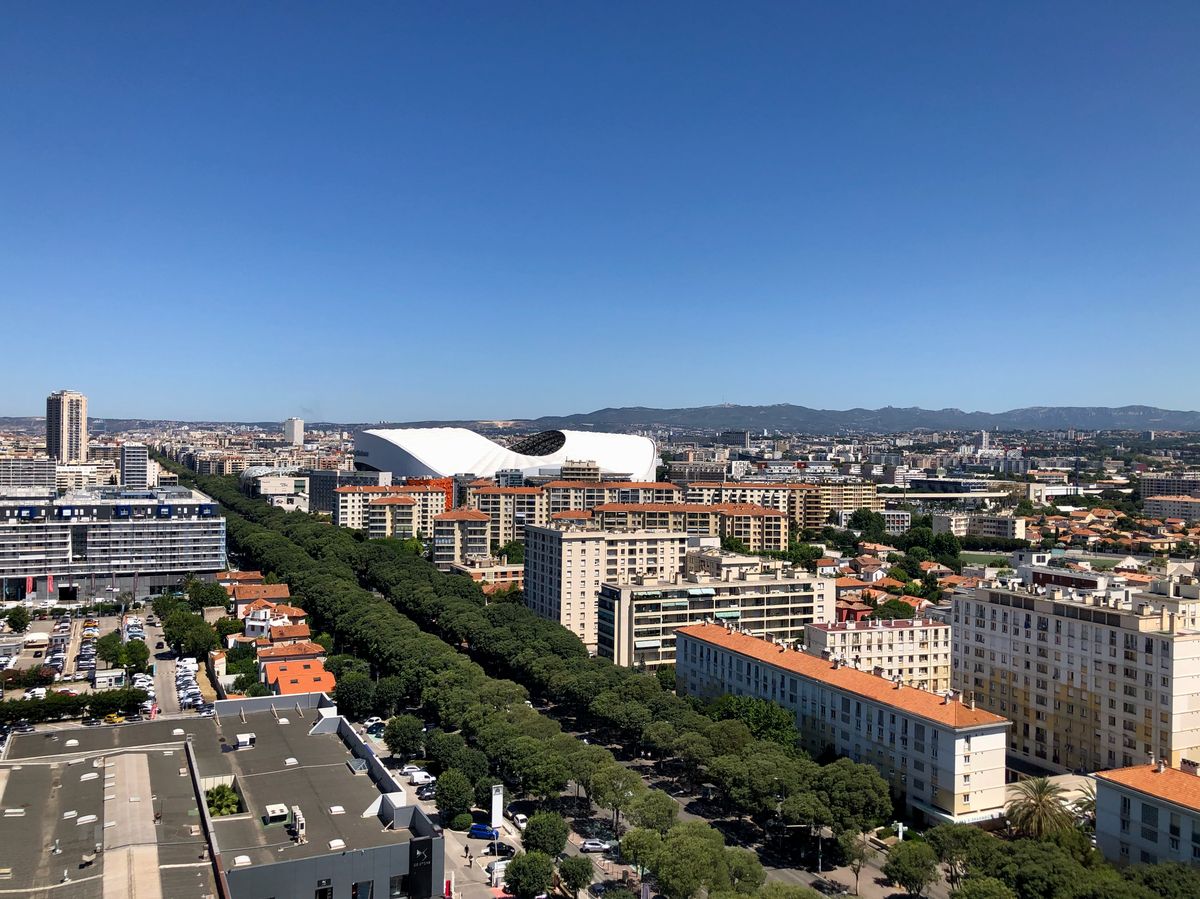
[1156, 759, 1167, 774]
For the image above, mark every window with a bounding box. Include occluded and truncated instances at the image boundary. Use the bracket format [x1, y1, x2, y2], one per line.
[390, 875, 409, 899]
[316, 880, 334, 899]
[353, 884, 374, 899]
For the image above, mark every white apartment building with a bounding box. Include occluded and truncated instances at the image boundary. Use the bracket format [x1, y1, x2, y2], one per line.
[525, 524, 690, 649]
[951, 578, 1200, 773]
[283, 417, 304, 447]
[0, 457, 56, 488]
[120, 442, 151, 489]
[836, 508, 912, 536]
[394, 485, 450, 538]
[676, 623, 1010, 824]
[804, 618, 952, 693]
[933, 513, 1027, 541]
[1095, 760, 1200, 866]
[1145, 495, 1200, 522]
[55, 462, 118, 491]
[597, 551, 832, 668]
[0, 485, 226, 598]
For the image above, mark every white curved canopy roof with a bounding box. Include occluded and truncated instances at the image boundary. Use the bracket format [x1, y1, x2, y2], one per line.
[355, 428, 657, 481]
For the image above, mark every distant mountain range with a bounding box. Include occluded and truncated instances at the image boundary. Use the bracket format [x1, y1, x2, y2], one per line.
[2, 404, 1198, 434]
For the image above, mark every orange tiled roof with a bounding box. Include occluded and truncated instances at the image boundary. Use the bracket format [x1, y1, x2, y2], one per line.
[256, 640, 326, 661]
[263, 660, 336, 696]
[1095, 765, 1200, 812]
[216, 570, 264, 582]
[435, 508, 490, 521]
[678, 623, 1007, 729]
[551, 510, 593, 519]
[334, 485, 410, 494]
[591, 502, 786, 517]
[232, 583, 291, 602]
[835, 577, 871, 589]
[271, 604, 306, 618]
[269, 623, 311, 641]
[368, 496, 417, 506]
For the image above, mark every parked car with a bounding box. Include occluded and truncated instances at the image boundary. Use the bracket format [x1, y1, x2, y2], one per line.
[362, 716, 384, 729]
[104, 714, 125, 725]
[82, 718, 101, 727]
[580, 839, 613, 853]
[400, 764, 423, 776]
[511, 813, 528, 831]
[415, 785, 437, 801]
[480, 841, 515, 858]
[485, 859, 509, 877]
[468, 823, 500, 841]
[409, 771, 436, 786]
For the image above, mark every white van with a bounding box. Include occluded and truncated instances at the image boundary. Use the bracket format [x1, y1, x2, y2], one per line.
[408, 771, 436, 786]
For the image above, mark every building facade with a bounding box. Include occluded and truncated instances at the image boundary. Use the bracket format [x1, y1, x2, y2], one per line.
[1095, 761, 1200, 867]
[120, 442, 151, 489]
[1145, 496, 1200, 522]
[676, 623, 1010, 824]
[951, 579, 1200, 772]
[524, 524, 690, 649]
[597, 552, 832, 668]
[0, 485, 226, 599]
[804, 619, 952, 693]
[0, 457, 56, 488]
[932, 513, 1027, 541]
[45, 389, 88, 463]
[432, 509, 490, 571]
[283, 417, 305, 446]
[308, 469, 392, 514]
[589, 503, 788, 553]
[367, 496, 417, 540]
[334, 485, 412, 530]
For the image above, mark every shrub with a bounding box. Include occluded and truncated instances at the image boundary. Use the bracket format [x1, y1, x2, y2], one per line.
[451, 812, 475, 831]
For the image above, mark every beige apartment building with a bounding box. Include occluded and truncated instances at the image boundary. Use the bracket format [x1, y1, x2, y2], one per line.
[45, 390, 88, 463]
[432, 508, 491, 571]
[524, 524, 690, 649]
[686, 481, 880, 530]
[334, 485, 412, 530]
[951, 577, 1200, 773]
[677, 623, 1010, 824]
[392, 484, 449, 537]
[1144, 495, 1200, 522]
[469, 486, 549, 546]
[589, 503, 788, 552]
[933, 513, 1027, 541]
[543, 481, 683, 513]
[367, 495, 417, 540]
[804, 618, 952, 693]
[597, 550, 832, 668]
[449, 556, 524, 592]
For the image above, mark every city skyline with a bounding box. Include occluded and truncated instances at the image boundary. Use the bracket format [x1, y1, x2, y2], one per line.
[3, 5, 1199, 420]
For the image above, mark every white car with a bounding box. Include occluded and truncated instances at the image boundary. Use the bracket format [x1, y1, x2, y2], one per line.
[580, 839, 612, 853]
[400, 764, 423, 776]
[408, 771, 436, 786]
[511, 813, 528, 831]
[362, 717, 384, 729]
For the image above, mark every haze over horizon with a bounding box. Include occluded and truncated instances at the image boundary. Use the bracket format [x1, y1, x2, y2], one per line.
[4, 3, 1198, 420]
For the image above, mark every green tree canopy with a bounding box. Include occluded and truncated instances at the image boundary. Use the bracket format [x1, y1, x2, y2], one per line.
[504, 851, 555, 899]
[1006, 777, 1072, 839]
[883, 841, 939, 897]
[522, 812, 569, 857]
[558, 855, 594, 899]
[951, 877, 1017, 899]
[333, 672, 376, 721]
[5, 606, 30, 634]
[629, 789, 679, 836]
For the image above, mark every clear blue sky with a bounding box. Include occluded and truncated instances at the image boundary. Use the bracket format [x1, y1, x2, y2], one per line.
[3, 3, 1198, 422]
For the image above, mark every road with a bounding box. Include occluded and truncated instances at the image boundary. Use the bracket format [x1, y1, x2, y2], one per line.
[145, 617, 180, 715]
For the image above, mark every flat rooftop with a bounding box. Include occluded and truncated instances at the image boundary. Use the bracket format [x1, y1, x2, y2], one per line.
[2, 706, 414, 895]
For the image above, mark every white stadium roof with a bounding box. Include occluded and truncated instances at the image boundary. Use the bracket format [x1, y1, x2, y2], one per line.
[354, 428, 658, 481]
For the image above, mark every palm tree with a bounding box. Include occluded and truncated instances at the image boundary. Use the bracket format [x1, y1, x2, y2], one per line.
[1073, 780, 1097, 833]
[1007, 776, 1072, 839]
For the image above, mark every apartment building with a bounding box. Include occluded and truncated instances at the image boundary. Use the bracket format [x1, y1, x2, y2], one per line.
[933, 513, 1027, 541]
[686, 481, 880, 530]
[590, 503, 788, 552]
[1145, 495, 1200, 522]
[0, 485, 226, 599]
[837, 508, 912, 536]
[0, 457, 56, 488]
[120, 442, 151, 489]
[307, 469, 392, 514]
[524, 524, 690, 649]
[470, 486, 549, 545]
[1095, 760, 1200, 866]
[543, 481, 683, 513]
[448, 556, 524, 592]
[597, 551, 832, 668]
[334, 485, 412, 530]
[367, 495, 417, 540]
[56, 461, 118, 491]
[804, 618, 952, 693]
[283, 416, 304, 446]
[45, 389, 88, 463]
[1140, 473, 1200, 499]
[951, 578, 1200, 773]
[676, 623, 1010, 824]
[394, 484, 451, 537]
[431, 508, 490, 571]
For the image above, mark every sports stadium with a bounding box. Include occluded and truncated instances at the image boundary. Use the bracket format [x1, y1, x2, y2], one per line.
[354, 428, 658, 481]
